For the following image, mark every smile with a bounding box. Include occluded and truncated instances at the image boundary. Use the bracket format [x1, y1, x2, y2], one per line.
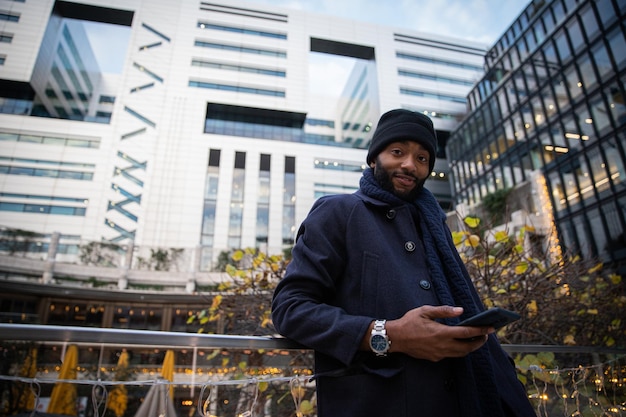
[394, 174, 416, 187]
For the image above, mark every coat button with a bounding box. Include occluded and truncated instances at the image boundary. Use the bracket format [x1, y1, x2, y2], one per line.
[419, 279, 431, 290]
[404, 241, 416, 252]
[386, 209, 396, 220]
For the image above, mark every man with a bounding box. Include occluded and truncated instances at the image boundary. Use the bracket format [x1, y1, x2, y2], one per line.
[271, 109, 535, 417]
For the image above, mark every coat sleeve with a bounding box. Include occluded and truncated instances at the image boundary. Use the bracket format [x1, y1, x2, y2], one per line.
[271, 196, 373, 366]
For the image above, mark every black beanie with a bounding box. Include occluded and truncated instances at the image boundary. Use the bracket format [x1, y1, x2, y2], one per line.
[366, 109, 437, 173]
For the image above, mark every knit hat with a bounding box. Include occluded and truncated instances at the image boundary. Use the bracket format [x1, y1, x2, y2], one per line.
[366, 109, 437, 173]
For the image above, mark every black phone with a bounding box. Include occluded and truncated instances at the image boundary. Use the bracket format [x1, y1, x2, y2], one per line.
[455, 307, 520, 329]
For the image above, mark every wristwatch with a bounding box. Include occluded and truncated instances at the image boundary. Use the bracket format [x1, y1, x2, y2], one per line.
[369, 319, 390, 356]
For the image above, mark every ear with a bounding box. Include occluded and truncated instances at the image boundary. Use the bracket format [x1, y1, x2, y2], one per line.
[369, 161, 375, 168]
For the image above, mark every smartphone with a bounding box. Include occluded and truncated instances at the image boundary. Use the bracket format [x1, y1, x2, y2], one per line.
[455, 307, 520, 329]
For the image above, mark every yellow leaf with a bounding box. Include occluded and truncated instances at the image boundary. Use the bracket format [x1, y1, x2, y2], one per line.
[488, 255, 496, 265]
[258, 381, 269, 392]
[605, 337, 615, 347]
[231, 250, 244, 261]
[494, 231, 509, 243]
[452, 231, 465, 246]
[299, 400, 314, 414]
[563, 334, 576, 345]
[211, 295, 223, 309]
[527, 300, 537, 315]
[609, 274, 622, 285]
[586, 309, 598, 315]
[515, 262, 528, 274]
[464, 216, 481, 228]
[467, 234, 480, 248]
[587, 263, 603, 274]
[513, 244, 524, 254]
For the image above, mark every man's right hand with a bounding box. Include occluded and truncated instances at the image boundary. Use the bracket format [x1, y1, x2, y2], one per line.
[385, 305, 494, 362]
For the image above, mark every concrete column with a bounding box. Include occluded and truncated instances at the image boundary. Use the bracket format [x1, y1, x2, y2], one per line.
[185, 245, 202, 293]
[42, 231, 60, 283]
[118, 240, 134, 290]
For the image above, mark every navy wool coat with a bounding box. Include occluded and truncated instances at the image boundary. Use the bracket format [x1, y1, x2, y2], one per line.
[271, 190, 536, 417]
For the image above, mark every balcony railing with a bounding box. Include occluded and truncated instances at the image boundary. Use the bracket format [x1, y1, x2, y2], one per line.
[1, 323, 625, 417]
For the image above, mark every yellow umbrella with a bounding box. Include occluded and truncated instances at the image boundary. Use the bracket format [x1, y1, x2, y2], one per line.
[9, 346, 38, 413]
[107, 351, 129, 417]
[161, 350, 175, 399]
[47, 344, 78, 416]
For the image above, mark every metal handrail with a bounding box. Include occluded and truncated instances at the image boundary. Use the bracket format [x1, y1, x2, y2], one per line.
[0, 323, 301, 349]
[1, 323, 625, 355]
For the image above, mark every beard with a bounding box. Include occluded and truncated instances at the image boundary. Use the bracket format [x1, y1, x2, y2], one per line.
[373, 160, 426, 202]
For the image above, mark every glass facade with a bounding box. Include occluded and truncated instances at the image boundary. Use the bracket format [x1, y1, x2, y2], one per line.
[200, 149, 221, 270]
[256, 154, 271, 248]
[447, 0, 626, 270]
[228, 152, 246, 249]
[282, 156, 296, 247]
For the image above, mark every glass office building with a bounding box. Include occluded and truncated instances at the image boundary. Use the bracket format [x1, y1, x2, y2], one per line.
[447, 0, 626, 271]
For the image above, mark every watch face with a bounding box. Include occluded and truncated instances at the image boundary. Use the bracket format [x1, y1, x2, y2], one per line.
[371, 334, 388, 352]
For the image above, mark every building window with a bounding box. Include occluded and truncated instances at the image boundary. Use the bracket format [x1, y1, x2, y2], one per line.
[256, 154, 271, 248]
[0, 32, 13, 43]
[282, 156, 296, 246]
[0, 297, 38, 324]
[314, 158, 365, 172]
[0, 12, 20, 22]
[99, 95, 116, 104]
[194, 40, 286, 58]
[396, 52, 483, 71]
[228, 152, 246, 249]
[197, 21, 287, 39]
[112, 305, 162, 330]
[398, 69, 474, 86]
[200, 149, 221, 271]
[400, 87, 467, 104]
[189, 80, 285, 97]
[191, 59, 286, 77]
[48, 301, 105, 327]
[0, 202, 86, 216]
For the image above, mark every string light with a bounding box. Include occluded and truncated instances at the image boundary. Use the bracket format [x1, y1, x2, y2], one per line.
[1, 358, 623, 416]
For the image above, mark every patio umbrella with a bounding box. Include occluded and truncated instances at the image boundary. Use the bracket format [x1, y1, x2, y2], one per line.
[47, 344, 78, 416]
[132, 381, 176, 417]
[107, 351, 129, 417]
[160, 350, 175, 399]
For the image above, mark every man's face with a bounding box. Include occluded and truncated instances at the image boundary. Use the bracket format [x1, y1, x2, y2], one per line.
[370, 140, 431, 201]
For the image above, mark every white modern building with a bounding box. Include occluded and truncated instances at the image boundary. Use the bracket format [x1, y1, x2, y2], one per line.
[0, 0, 488, 272]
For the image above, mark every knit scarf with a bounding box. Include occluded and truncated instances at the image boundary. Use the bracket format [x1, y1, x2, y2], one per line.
[360, 168, 504, 417]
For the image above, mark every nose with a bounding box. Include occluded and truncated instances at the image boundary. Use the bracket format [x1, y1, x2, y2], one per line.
[400, 155, 417, 172]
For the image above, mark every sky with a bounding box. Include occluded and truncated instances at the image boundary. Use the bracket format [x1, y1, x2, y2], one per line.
[246, 0, 530, 45]
[84, 0, 530, 81]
